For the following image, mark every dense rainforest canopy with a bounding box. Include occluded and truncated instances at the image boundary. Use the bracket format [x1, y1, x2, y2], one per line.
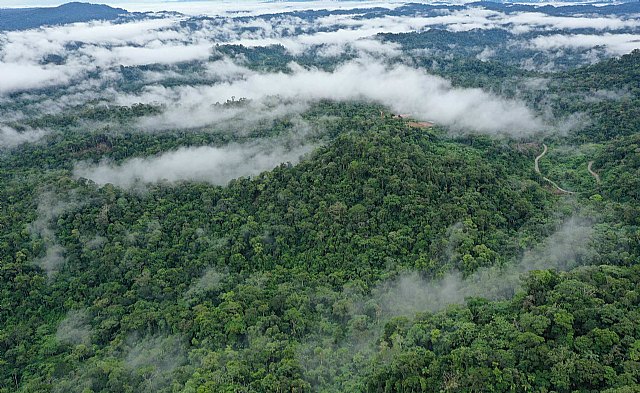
[1, 2, 640, 392]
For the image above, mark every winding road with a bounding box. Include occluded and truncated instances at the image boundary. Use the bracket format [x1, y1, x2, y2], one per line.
[587, 161, 601, 184]
[534, 144, 575, 195]
[533, 144, 547, 174]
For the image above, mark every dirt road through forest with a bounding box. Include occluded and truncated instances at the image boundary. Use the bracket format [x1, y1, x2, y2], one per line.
[588, 161, 601, 184]
[534, 144, 575, 194]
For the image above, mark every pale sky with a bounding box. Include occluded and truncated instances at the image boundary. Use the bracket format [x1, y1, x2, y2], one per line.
[0, 0, 175, 6]
[0, 0, 408, 15]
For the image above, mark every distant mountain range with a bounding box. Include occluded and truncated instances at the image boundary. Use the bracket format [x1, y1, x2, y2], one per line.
[1, 0, 637, 33]
[0, 2, 128, 31]
[471, 0, 640, 15]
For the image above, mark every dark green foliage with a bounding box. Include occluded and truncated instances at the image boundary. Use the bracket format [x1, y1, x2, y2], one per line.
[0, 103, 561, 392]
[365, 266, 640, 393]
[2, 97, 638, 391]
[1, 8, 640, 392]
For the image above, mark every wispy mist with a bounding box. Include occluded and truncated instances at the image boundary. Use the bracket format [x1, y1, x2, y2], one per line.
[530, 33, 640, 55]
[0, 125, 48, 148]
[377, 216, 595, 316]
[28, 191, 87, 276]
[74, 141, 315, 187]
[28, 193, 67, 276]
[183, 268, 229, 302]
[124, 333, 187, 391]
[124, 60, 545, 135]
[56, 309, 92, 346]
[300, 215, 596, 389]
[3, 2, 637, 99]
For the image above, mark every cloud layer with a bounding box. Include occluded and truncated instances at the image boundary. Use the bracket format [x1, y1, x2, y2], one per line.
[1, 1, 638, 142]
[124, 60, 544, 134]
[74, 142, 315, 187]
[2, 2, 639, 97]
[0, 125, 48, 147]
[530, 33, 640, 55]
[376, 216, 595, 316]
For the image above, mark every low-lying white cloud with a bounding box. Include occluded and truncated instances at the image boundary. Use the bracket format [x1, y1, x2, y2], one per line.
[74, 142, 315, 187]
[0, 125, 48, 147]
[85, 42, 213, 67]
[0, 18, 186, 95]
[1, 2, 638, 98]
[2, 1, 638, 119]
[123, 60, 544, 134]
[376, 216, 595, 315]
[137, 99, 309, 132]
[530, 33, 640, 55]
[505, 12, 640, 33]
[0, 63, 79, 94]
[1, 18, 181, 64]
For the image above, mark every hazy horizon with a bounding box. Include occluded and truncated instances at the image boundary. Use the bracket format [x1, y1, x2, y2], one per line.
[0, 0, 418, 14]
[0, 0, 625, 14]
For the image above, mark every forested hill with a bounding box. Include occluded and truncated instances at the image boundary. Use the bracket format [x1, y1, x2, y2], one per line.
[1, 1, 640, 392]
[2, 98, 640, 392]
[0, 2, 128, 31]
